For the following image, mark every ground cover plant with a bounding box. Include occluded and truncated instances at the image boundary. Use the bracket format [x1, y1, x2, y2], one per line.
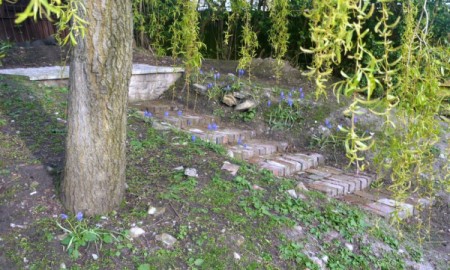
[0, 73, 447, 269]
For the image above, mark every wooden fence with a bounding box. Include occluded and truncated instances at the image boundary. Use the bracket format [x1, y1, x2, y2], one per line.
[0, 0, 59, 43]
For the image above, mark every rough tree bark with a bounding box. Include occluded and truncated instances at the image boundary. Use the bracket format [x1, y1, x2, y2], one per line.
[62, 0, 133, 215]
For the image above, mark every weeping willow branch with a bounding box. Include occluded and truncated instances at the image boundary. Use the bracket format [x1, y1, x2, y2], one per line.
[268, 0, 290, 84]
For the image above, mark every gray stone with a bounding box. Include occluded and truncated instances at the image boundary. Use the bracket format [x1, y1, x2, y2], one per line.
[286, 189, 298, 199]
[156, 233, 177, 247]
[221, 161, 240, 176]
[235, 100, 257, 111]
[233, 90, 252, 99]
[295, 182, 309, 192]
[184, 168, 198, 178]
[129, 227, 145, 238]
[223, 94, 237, 106]
[147, 206, 166, 216]
[345, 243, 354, 252]
[193, 83, 207, 95]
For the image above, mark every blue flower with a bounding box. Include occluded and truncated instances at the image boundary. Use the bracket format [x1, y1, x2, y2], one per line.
[214, 72, 221, 80]
[280, 91, 285, 99]
[238, 69, 245, 77]
[76, 212, 83, 221]
[287, 98, 293, 107]
[187, 120, 192, 126]
[177, 110, 183, 117]
[164, 111, 169, 117]
[207, 123, 212, 130]
[211, 123, 218, 131]
[300, 92, 305, 99]
[353, 116, 358, 124]
[288, 91, 293, 98]
[60, 213, 68, 220]
[237, 137, 242, 145]
[191, 135, 196, 142]
[243, 143, 248, 149]
[199, 69, 204, 75]
[207, 83, 213, 89]
[144, 109, 152, 118]
[299, 87, 303, 93]
[267, 100, 271, 107]
[325, 119, 332, 129]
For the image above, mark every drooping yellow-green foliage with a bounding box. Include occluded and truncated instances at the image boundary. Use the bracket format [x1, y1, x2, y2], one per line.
[268, 0, 290, 83]
[14, 0, 87, 46]
[304, 0, 449, 227]
[302, 0, 359, 99]
[237, 1, 259, 79]
[170, 0, 204, 106]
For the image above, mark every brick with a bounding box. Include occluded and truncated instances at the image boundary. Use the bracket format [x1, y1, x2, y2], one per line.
[276, 157, 303, 172]
[271, 159, 297, 176]
[309, 153, 325, 166]
[283, 155, 311, 171]
[326, 177, 355, 194]
[308, 181, 345, 197]
[266, 160, 290, 175]
[377, 199, 414, 219]
[292, 154, 316, 167]
[260, 162, 285, 177]
[328, 174, 361, 191]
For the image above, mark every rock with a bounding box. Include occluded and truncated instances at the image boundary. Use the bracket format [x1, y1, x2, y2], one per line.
[221, 161, 240, 176]
[252, 184, 266, 191]
[233, 91, 252, 99]
[235, 100, 257, 111]
[193, 83, 207, 95]
[283, 225, 304, 241]
[92, 254, 98, 260]
[295, 182, 309, 192]
[345, 243, 354, 252]
[233, 252, 241, 260]
[148, 206, 166, 216]
[184, 168, 198, 178]
[223, 94, 237, 106]
[156, 233, 177, 247]
[286, 189, 298, 199]
[417, 198, 433, 207]
[173, 166, 184, 171]
[310, 256, 325, 270]
[152, 121, 172, 131]
[129, 227, 145, 238]
[228, 234, 245, 247]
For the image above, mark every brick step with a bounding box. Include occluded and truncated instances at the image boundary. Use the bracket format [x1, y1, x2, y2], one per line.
[188, 127, 256, 145]
[252, 153, 325, 177]
[227, 139, 288, 160]
[340, 190, 415, 220]
[296, 167, 374, 197]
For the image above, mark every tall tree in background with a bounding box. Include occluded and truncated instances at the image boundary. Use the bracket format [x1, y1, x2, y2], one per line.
[62, 0, 133, 215]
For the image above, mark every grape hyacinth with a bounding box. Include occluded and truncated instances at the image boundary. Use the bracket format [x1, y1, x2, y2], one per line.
[144, 109, 152, 118]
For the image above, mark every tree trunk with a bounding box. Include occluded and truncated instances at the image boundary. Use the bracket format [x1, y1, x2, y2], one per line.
[62, 0, 133, 216]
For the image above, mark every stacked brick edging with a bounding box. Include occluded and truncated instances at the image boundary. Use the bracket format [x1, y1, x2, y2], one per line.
[135, 103, 417, 220]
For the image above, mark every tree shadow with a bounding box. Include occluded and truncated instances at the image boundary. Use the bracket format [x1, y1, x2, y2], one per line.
[0, 74, 67, 189]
